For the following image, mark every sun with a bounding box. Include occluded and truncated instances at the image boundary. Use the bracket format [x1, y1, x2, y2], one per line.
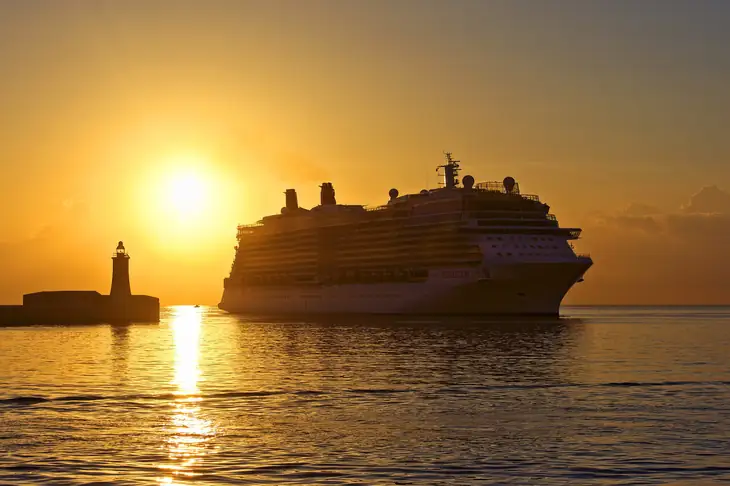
[167, 172, 206, 216]
[136, 152, 239, 253]
[164, 169, 210, 221]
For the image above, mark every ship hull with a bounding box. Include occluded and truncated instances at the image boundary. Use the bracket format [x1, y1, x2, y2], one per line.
[219, 260, 591, 316]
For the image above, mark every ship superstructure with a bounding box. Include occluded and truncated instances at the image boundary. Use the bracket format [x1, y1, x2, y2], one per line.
[219, 154, 592, 315]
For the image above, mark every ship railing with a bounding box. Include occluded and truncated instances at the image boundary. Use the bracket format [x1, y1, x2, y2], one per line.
[237, 224, 263, 238]
[474, 182, 540, 202]
[546, 214, 557, 221]
[236, 224, 263, 239]
[476, 181, 521, 194]
[575, 253, 591, 259]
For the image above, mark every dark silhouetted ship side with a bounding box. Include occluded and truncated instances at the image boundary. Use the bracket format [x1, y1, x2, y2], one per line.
[219, 154, 592, 315]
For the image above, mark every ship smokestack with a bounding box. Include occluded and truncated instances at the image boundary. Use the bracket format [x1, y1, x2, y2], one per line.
[320, 183, 336, 206]
[111, 241, 131, 297]
[285, 189, 299, 210]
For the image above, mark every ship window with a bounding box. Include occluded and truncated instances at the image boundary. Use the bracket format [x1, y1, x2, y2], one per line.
[492, 245, 497, 248]
[507, 252, 513, 256]
[497, 252, 503, 256]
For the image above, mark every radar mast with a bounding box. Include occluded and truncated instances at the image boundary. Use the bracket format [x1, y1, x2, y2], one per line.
[436, 152, 461, 188]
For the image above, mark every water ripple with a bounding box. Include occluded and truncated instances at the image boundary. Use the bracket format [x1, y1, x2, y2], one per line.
[1, 306, 730, 484]
[3, 380, 729, 408]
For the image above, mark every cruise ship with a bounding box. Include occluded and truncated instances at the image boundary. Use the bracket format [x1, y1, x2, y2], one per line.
[219, 154, 592, 315]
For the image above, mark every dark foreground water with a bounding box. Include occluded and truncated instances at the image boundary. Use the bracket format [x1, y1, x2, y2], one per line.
[1, 307, 730, 485]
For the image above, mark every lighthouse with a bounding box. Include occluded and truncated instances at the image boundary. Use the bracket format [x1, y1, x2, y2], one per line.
[111, 241, 132, 297]
[107, 241, 159, 321]
[3, 240, 159, 325]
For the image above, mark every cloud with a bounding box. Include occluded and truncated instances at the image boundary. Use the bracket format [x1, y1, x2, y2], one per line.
[570, 186, 730, 305]
[621, 202, 662, 217]
[682, 185, 730, 214]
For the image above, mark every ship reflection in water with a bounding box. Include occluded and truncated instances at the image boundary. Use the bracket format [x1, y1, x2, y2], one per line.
[1, 306, 730, 484]
[158, 307, 216, 485]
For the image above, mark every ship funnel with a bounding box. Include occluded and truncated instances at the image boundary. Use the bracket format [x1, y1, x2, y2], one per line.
[320, 182, 336, 205]
[285, 189, 299, 210]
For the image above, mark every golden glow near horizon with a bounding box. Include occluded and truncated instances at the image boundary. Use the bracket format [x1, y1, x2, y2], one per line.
[1, 3, 730, 305]
[159, 306, 215, 485]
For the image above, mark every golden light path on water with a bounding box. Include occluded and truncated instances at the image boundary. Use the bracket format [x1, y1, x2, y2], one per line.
[158, 306, 216, 485]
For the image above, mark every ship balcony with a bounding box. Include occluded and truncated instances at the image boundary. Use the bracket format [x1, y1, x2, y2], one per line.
[473, 218, 558, 228]
[236, 226, 261, 237]
[237, 223, 264, 229]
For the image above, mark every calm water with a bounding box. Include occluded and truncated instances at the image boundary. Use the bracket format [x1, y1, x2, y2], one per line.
[1, 307, 730, 485]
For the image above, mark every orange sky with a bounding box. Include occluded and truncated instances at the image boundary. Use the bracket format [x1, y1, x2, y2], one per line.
[1, 1, 729, 305]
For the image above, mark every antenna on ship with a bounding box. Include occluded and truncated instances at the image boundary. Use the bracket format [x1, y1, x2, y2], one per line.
[436, 152, 461, 188]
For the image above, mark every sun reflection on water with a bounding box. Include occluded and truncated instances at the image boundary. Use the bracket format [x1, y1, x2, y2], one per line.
[158, 306, 216, 485]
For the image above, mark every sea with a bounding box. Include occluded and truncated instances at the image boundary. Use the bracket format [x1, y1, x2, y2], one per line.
[1, 306, 729, 485]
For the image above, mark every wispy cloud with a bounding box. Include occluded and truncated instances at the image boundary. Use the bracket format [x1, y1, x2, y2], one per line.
[572, 186, 730, 304]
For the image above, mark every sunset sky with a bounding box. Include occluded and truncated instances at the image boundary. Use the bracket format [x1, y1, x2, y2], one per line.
[1, 1, 729, 305]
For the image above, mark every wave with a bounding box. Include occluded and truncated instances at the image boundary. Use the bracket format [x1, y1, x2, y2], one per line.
[0, 389, 318, 407]
[2, 380, 728, 407]
[471, 380, 730, 391]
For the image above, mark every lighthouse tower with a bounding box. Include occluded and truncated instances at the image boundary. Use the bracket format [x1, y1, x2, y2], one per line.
[111, 241, 131, 298]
